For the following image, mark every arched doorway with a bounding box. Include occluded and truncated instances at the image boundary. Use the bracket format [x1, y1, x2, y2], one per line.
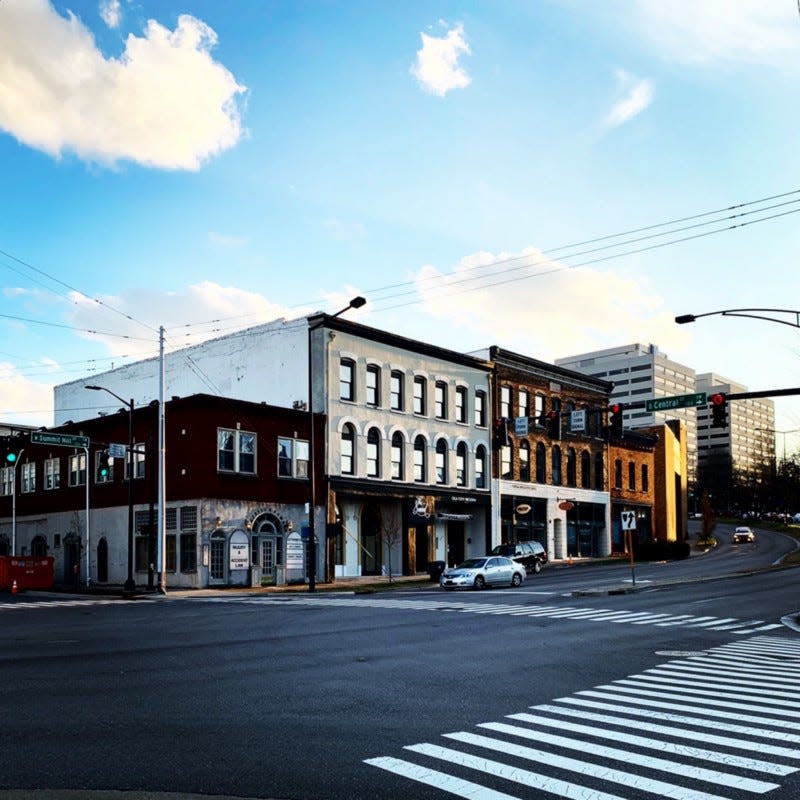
[361, 503, 382, 576]
[250, 514, 285, 584]
[97, 537, 109, 583]
[31, 535, 48, 557]
[63, 534, 81, 586]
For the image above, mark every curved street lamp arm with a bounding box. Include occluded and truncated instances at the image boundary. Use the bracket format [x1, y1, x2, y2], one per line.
[675, 308, 800, 329]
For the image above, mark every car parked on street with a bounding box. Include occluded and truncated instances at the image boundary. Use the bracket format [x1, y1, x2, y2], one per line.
[732, 526, 755, 544]
[490, 540, 548, 574]
[440, 556, 526, 590]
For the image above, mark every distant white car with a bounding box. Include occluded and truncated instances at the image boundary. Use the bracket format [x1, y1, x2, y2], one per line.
[732, 527, 755, 544]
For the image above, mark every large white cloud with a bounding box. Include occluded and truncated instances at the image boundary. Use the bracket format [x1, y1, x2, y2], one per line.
[410, 22, 471, 96]
[623, 1, 798, 68]
[0, 0, 246, 170]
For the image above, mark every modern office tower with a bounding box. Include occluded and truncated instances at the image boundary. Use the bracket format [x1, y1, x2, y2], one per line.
[555, 344, 699, 484]
[696, 373, 775, 476]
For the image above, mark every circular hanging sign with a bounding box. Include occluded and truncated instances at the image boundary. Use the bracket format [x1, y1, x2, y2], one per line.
[515, 504, 531, 515]
[558, 501, 574, 511]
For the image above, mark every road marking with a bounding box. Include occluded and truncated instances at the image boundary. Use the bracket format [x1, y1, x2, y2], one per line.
[209, 594, 785, 635]
[364, 635, 800, 800]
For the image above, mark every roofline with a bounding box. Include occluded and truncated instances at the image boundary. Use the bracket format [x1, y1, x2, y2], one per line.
[488, 346, 613, 393]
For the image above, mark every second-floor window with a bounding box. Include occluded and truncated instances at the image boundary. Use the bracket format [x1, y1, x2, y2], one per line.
[367, 428, 380, 478]
[535, 442, 546, 483]
[0, 467, 12, 496]
[455, 386, 467, 423]
[21, 462, 36, 493]
[456, 442, 467, 486]
[391, 432, 404, 480]
[341, 424, 355, 475]
[595, 452, 604, 491]
[413, 435, 426, 482]
[278, 437, 308, 478]
[218, 429, 256, 474]
[435, 438, 447, 484]
[69, 453, 86, 487]
[501, 443, 512, 479]
[629, 461, 636, 491]
[566, 447, 576, 487]
[475, 445, 487, 489]
[614, 459, 623, 489]
[45, 457, 60, 490]
[551, 446, 562, 486]
[642, 464, 649, 493]
[581, 451, 591, 489]
[124, 441, 147, 480]
[340, 359, 355, 402]
[435, 382, 447, 420]
[519, 441, 530, 481]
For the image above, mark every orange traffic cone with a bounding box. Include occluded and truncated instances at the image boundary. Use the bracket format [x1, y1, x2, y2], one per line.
[11, 579, 18, 594]
[568, 556, 573, 567]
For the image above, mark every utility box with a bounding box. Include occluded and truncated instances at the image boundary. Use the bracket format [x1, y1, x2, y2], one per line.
[0, 556, 55, 591]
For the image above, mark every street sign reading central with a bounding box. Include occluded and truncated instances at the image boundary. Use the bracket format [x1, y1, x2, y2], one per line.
[30, 431, 90, 448]
[646, 392, 706, 412]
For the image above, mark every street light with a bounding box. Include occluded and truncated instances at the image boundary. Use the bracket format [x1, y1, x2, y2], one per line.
[675, 308, 800, 329]
[7, 447, 24, 556]
[85, 385, 136, 593]
[307, 295, 366, 592]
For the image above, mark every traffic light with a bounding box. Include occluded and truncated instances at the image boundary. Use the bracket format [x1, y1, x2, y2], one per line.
[5, 451, 16, 464]
[710, 393, 728, 429]
[97, 450, 110, 481]
[609, 403, 624, 438]
[546, 410, 560, 440]
[493, 418, 510, 448]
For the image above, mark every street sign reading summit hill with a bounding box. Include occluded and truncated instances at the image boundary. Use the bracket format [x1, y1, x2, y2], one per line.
[645, 392, 707, 413]
[31, 431, 89, 448]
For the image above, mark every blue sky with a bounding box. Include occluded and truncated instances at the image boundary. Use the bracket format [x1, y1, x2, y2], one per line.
[1, 0, 800, 452]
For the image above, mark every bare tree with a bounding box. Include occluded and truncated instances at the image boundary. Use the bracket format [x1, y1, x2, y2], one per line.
[380, 508, 403, 582]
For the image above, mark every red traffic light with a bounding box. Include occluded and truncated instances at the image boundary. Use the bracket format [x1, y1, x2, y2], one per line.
[610, 403, 622, 414]
[710, 392, 726, 405]
[546, 410, 558, 420]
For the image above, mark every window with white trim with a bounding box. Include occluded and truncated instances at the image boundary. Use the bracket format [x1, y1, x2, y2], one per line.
[277, 437, 309, 478]
[45, 457, 60, 490]
[69, 453, 86, 487]
[21, 462, 35, 493]
[455, 386, 467, 423]
[218, 428, 256, 474]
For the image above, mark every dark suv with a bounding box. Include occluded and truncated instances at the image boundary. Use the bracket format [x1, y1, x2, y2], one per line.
[490, 541, 548, 574]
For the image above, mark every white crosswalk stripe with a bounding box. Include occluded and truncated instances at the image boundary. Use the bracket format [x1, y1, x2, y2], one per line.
[0, 597, 143, 610]
[195, 593, 785, 634]
[365, 635, 800, 799]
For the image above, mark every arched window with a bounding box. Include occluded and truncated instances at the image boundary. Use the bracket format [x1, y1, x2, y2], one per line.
[435, 438, 448, 484]
[581, 450, 591, 489]
[566, 447, 577, 486]
[456, 442, 468, 486]
[341, 424, 355, 475]
[551, 445, 562, 486]
[535, 442, 546, 483]
[413, 435, 426, 482]
[391, 432, 404, 480]
[519, 440, 530, 481]
[366, 428, 380, 478]
[475, 445, 487, 488]
[594, 452, 604, 490]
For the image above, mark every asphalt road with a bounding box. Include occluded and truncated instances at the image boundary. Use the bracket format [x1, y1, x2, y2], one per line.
[2, 524, 799, 800]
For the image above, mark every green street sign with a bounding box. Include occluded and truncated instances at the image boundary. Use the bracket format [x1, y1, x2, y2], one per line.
[30, 431, 90, 448]
[646, 392, 707, 412]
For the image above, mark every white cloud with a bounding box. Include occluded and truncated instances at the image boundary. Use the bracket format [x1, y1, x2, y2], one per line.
[625, 2, 798, 68]
[604, 70, 654, 128]
[381, 247, 691, 363]
[0, 0, 246, 170]
[65, 281, 299, 356]
[99, 0, 121, 29]
[0, 361, 56, 428]
[411, 23, 471, 96]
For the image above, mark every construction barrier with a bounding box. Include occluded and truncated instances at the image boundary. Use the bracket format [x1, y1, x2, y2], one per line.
[0, 556, 55, 591]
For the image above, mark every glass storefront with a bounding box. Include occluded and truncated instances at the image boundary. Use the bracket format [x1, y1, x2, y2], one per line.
[500, 496, 547, 547]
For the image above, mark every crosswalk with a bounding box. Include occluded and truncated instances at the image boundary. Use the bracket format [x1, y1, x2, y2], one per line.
[0, 597, 137, 611]
[366, 635, 800, 799]
[203, 594, 786, 635]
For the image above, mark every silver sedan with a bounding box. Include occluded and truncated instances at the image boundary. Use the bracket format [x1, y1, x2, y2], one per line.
[440, 556, 526, 590]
